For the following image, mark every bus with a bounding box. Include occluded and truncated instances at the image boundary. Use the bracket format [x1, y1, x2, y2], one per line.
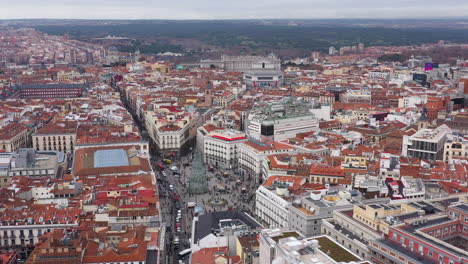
[178, 248, 191, 259]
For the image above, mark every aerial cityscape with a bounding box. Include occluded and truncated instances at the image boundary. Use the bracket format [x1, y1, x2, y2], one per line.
[0, 2, 467, 264]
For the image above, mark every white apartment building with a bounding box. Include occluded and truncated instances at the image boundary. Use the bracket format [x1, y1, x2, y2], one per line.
[309, 104, 331, 121]
[339, 88, 371, 104]
[389, 71, 413, 86]
[256, 185, 292, 229]
[398, 95, 428, 108]
[400, 176, 425, 200]
[368, 71, 391, 79]
[246, 99, 319, 142]
[402, 124, 452, 161]
[259, 229, 362, 264]
[379, 152, 400, 178]
[0, 206, 80, 258]
[443, 134, 468, 162]
[256, 173, 355, 237]
[201, 128, 247, 169]
[239, 140, 295, 181]
[0, 222, 78, 252]
[213, 91, 236, 108]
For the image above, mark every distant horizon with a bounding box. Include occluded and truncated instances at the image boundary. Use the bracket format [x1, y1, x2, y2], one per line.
[0, 16, 468, 21]
[1, 0, 467, 20]
[2, 17, 468, 21]
[0, 17, 468, 22]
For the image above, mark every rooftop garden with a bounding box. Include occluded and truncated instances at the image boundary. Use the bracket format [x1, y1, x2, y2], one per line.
[316, 236, 360, 263]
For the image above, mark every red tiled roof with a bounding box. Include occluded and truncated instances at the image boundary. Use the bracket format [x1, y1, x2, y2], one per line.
[243, 140, 294, 152]
[0, 123, 28, 140]
[310, 166, 345, 177]
[191, 247, 241, 264]
[263, 175, 306, 190]
[438, 181, 468, 194]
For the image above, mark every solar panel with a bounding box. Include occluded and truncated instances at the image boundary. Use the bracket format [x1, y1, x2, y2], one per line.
[94, 149, 129, 168]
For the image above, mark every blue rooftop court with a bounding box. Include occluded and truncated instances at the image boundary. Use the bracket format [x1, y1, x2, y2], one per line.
[94, 149, 129, 168]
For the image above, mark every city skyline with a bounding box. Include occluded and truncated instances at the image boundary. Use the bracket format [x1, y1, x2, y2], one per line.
[1, 0, 468, 20]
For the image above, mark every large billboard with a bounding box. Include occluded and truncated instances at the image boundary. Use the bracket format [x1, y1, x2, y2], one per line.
[424, 63, 433, 71]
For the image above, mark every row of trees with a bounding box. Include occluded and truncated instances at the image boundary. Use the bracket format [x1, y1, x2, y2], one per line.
[36, 22, 468, 53]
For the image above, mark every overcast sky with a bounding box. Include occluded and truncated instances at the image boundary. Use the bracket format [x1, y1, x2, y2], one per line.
[1, 0, 468, 19]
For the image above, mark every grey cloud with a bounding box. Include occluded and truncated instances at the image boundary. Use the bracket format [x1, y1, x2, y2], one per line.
[0, 0, 467, 19]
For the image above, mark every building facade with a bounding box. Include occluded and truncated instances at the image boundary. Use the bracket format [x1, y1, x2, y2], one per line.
[201, 54, 281, 72]
[202, 129, 247, 169]
[0, 149, 65, 188]
[246, 99, 319, 142]
[13, 84, 86, 99]
[0, 123, 29, 152]
[443, 136, 468, 162]
[239, 140, 295, 181]
[32, 122, 77, 154]
[402, 124, 451, 161]
[243, 70, 284, 88]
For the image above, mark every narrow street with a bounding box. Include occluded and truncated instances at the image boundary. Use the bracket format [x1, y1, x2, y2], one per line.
[117, 84, 258, 264]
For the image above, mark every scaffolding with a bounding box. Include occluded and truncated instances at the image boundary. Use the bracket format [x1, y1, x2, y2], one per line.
[188, 148, 208, 195]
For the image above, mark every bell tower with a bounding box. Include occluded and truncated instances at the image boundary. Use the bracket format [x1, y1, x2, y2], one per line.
[205, 79, 212, 106]
[417, 108, 429, 131]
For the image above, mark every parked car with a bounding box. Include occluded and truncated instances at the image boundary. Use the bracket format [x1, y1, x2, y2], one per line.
[170, 166, 178, 171]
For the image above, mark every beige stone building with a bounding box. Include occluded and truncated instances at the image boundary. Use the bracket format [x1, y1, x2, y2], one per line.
[32, 122, 78, 153]
[144, 106, 196, 152]
[0, 123, 29, 152]
[443, 139, 468, 162]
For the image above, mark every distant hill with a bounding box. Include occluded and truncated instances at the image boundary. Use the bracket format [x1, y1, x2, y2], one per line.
[12, 19, 468, 52]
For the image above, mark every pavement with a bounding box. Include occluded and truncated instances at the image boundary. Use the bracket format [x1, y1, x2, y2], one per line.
[151, 152, 259, 264]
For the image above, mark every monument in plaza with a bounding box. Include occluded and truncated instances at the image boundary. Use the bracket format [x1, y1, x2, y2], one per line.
[188, 148, 209, 195]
